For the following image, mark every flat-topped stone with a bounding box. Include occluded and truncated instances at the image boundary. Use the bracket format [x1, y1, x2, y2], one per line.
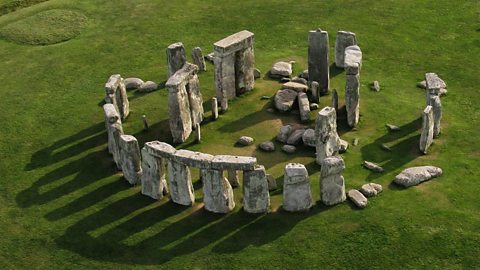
[425, 73, 446, 90]
[172, 149, 214, 169]
[344, 45, 362, 75]
[105, 74, 122, 94]
[103, 103, 120, 124]
[214, 30, 254, 55]
[165, 63, 198, 89]
[282, 82, 308, 92]
[144, 141, 176, 159]
[211, 155, 257, 171]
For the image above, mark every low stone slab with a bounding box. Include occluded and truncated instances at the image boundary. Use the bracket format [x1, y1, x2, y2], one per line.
[138, 81, 158, 92]
[144, 141, 176, 159]
[238, 136, 254, 146]
[282, 145, 296, 154]
[124, 77, 144, 90]
[360, 183, 383, 197]
[211, 155, 257, 171]
[277, 125, 293, 143]
[259, 141, 275, 152]
[270, 61, 292, 78]
[363, 161, 384, 173]
[282, 82, 308, 92]
[298, 92, 310, 122]
[394, 166, 442, 187]
[172, 149, 214, 169]
[274, 89, 297, 111]
[348, 189, 368, 208]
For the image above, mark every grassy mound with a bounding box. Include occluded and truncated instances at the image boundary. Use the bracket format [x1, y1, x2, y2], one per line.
[0, 9, 87, 45]
[0, 0, 49, 16]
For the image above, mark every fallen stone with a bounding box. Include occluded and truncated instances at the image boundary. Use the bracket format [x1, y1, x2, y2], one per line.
[253, 68, 261, 79]
[266, 174, 277, 190]
[243, 165, 270, 213]
[371, 81, 380, 92]
[302, 128, 316, 147]
[419, 106, 434, 154]
[138, 81, 158, 92]
[280, 77, 291, 83]
[363, 161, 384, 173]
[394, 166, 442, 187]
[386, 124, 401, 131]
[259, 141, 275, 152]
[298, 92, 310, 122]
[282, 81, 308, 92]
[291, 77, 308, 85]
[310, 103, 319, 110]
[282, 145, 296, 154]
[191, 47, 206, 71]
[277, 125, 293, 143]
[320, 156, 346, 206]
[347, 189, 368, 208]
[124, 77, 144, 90]
[360, 183, 383, 197]
[270, 61, 292, 78]
[287, 129, 306, 145]
[274, 89, 297, 112]
[238, 136, 254, 146]
[283, 163, 313, 212]
[339, 139, 349, 153]
[335, 31, 357, 68]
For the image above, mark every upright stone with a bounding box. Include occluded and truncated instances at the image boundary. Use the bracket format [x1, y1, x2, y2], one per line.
[110, 121, 124, 170]
[202, 169, 235, 213]
[235, 46, 255, 95]
[283, 163, 313, 212]
[227, 169, 240, 188]
[345, 73, 360, 127]
[335, 31, 357, 68]
[211, 97, 219, 120]
[320, 156, 346, 206]
[344, 45, 362, 75]
[311, 81, 320, 103]
[298, 92, 310, 122]
[191, 47, 206, 71]
[243, 165, 270, 213]
[119, 135, 142, 185]
[430, 96, 442, 137]
[308, 29, 329, 95]
[167, 42, 186, 78]
[195, 123, 201, 143]
[425, 73, 446, 105]
[140, 148, 168, 200]
[332, 89, 338, 111]
[186, 73, 204, 128]
[419, 106, 434, 154]
[105, 74, 129, 120]
[315, 107, 340, 165]
[103, 104, 121, 155]
[167, 159, 195, 206]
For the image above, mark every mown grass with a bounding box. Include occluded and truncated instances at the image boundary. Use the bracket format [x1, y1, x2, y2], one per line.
[0, 0, 48, 16]
[0, 0, 479, 269]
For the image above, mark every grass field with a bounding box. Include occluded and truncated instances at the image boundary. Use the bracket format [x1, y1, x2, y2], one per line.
[0, 0, 479, 269]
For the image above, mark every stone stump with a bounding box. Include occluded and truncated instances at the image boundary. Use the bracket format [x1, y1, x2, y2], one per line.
[315, 107, 340, 165]
[308, 29, 329, 95]
[243, 165, 270, 213]
[202, 169, 235, 213]
[167, 42, 186, 78]
[419, 105, 434, 154]
[332, 89, 338, 111]
[191, 47, 206, 71]
[311, 81, 320, 104]
[320, 156, 346, 206]
[283, 163, 313, 212]
[335, 31, 357, 68]
[119, 135, 142, 185]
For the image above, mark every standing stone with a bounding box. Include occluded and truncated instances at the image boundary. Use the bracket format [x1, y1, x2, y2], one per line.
[335, 31, 357, 68]
[311, 81, 320, 104]
[103, 103, 121, 155]
[320, 156, 346, 206]
[142, 114, 149, 130]
[109, 121, 124, 170]
[283, 163, 313, 212]
[235, 46, 255, 95]
[202, 169, 235, 213]
[167, 42, 186, 78]
[419, 105, 434, 154]
[315, 107, 340, 165]
[119, 135, 142, 185]
[332, 89, 338, 111]
[227, 169, 240, 188]
[195, 123, 201, 143]
[308, 29, 329, 95]
[344, 45, 362, 75]
[243, 165, 270, 213]
[140, 147, 168, 200]
[186, 73, 204, 128]
[425, 73, 446, 105]
[167, 159, 195, 206]
[345, 73, 360, 127]
[430, 95, 442, 137]
[191, 47, 206, 71]
[211, 97, 219, 120]
[220, 97, 228, 113]
[105, 74, 129, 120]
[298, 92, 310, 122]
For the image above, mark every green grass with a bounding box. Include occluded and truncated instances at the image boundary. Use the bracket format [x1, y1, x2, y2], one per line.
[0, 0, 48, 16]
[0, 0, 479, 269]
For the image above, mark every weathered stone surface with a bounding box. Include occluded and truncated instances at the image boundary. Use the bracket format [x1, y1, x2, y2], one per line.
[144, 141, 176, 159]
[172, 149, 214, 169]
[282, 82, 308, 92]
[270, 61, 292, 78]
[371, 81, 380, 92]
[220, 97, 228, 112]
[202, 169, 235, 213]
[287, 129, 306, 145]
[211, 97, 219, 120]
[103, 104, 121, 155]
[259, 141, 275, 152]
[227, 169, 240, 188]
[167, 42, 186, 78]
[394, 166, 442, 187]
[141, 148, 168, 200]
[386, 124, 401, 131]
[234, 46, 255, 95]
[425, 73, 447, 91]
[119, 135, 142, 185]
[360, 183, 383, 197]
[214, 52, 235, 105]
[339, 139, 349, 153]
[276, 125, 292, 143]
[109, 122, 124, 169]
[298, 92, 310, 122]
[211, 155, 257, 171]
[315, 107, 340, 164]
[243, 165, 270, 213]
[274, 89, 297, 112]
[186, 74, 204, 128]
[331, 89, 338, 112]
[345, 73, 360, 128]
[124, 77, 144, 90]
[311, 81, 320, 104]
[347, 189, 367, 208]
[308, 29, 329, 95]
[167, 160, 195, 206]
[266, 174, 277, 190]
[417, 80, 427, 89]
[302, 128, 316, 147]
[191, 47, 206, 71]
[254, 68, 261, 79]
[238, 136, 254, 146]
[420, 106, 434, 154]
[335, 31, 357, 68]
[344, 45, 362, 75]
[320, 156, 346, 206]
[138, 81, 158, 92]
[282, 145, 296, 154]
[291, 77, 308, 85]
[363, 161, 384, 173]
[105, 74, 129, 120]
[430, 96, 442, 137]
[205, 52, 214, 63]
[283, 163, 313, 212]
[214, 30, 254, 55]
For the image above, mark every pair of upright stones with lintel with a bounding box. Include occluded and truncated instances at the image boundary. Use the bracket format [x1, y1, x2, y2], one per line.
[420, 73, 444, 154]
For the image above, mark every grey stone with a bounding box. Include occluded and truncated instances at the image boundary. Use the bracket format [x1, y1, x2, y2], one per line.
[360, 183, 383, 197]
[386, 124, 401, 131]
[310, 103, 319, 110]
[191, 47, 206, 71]
[211, 155, 257, 171]
[282, 81, 308, 92]
[299, 69, 309, 80]
[363, 161, 384, 173]
[243, 165, 270, 213]
[339, 139, 349, 153]
[266, 174, 277, 190]
[105, 74, 129, 120]
[138, 81, 158, 92]
[344, 45, 362, 75]
[291, 77, 308, 85]
[347, 189, 368, 208]
[202, 169, 235, 213]
[310, 81, 320, 104]
[173, 149, 215, 170]
[345, 73, 360, 128]
[394, 166, 442, 187]
[119, 135, 142, 185]
[274, 89, 297, 112]
[103, 104, 121, 156]
[277, 125, 293, 143]
[259, 141, 275, 152]
[283, 163, 313, 212]
[308, 29, 329, 95]
[282, 145, 296, 154]
[144, 141, 176, 159]
[211, 97, 219, 120]
[167, 42, 186, 78]
[430, 96, 442, 137]
[227, 169, 240, 188]
[195, 123, 201, 143]
[287, 129, 306, 145]
[238, 136, 254, 146]
[280, 77, 291, 83]
[140, 147, 168, 200]
[419, 106, 434, 154]
[142, 115, 149, 130]
[186, 73, 204, 129]
[167, 160, 195, 206]
[320, 156, 346, 206]
[254, 68, 261, 79]
[109, 122, 124, 170]
[205, 52, 214, 63]
[124, 77, 144, 90]
[234, 46, 255, 95]
[335, 31, 357, 68]
[315, 107, 340, 164]
[298, 92, 310, 122]
[371, 81, 380, 92]
[302, 128, 316, 147]
[417, 80, 426, 89]
[270, 61, 292, 78]
[425, 73, 447, 105]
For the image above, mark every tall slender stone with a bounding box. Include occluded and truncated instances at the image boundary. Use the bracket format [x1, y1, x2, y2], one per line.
[315, 107, 340, 165]
[344, 45, 362, 75]
[227, 169, 240, 188]
[320, 156, 346, 206]
[430, 96, 442, 137]
[105, 74, 129, 120]
[425, 73, 446, 105]
[119, 135, 142, 185]
[308, 29, 329, 95]
[202, 169, 235, 213]
[345, 73, 360, 127]
[191, 47, 206, 71]
[419, 106, 434, 154]
[283, 163, 313, 212]
[195, 123, 201, 143]
[335, 31, 357, 68]
[332, 89, 338, 111]
[167, 159, 195, 206]
[243, 165, 270, 213]
[167, 42, 186, 78]
[140, 147, 168, 200]
[211, 97, 219, 120]
[298, 92, 310, 122]
[103, 103, 121, 155]
[110, 121, 124, 170]
[311, 81, 320, 103]
[186, 73, 204, 128]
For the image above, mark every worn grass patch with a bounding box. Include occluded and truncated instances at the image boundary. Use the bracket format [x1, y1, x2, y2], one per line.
[0, 0, 48, 16]
[0, 9, 86, 45]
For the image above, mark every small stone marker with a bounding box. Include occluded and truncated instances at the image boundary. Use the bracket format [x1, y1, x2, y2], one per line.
[332, 89, 338, 112]
[142, 115, 149, 130]
[211, 97, 219, 120]
[311, 81, 320, 104]
[195, 123, 201, 143]
[386, 124, 400, 131]
[371, 81, 380, 91]
[363, 161, 384, 173]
